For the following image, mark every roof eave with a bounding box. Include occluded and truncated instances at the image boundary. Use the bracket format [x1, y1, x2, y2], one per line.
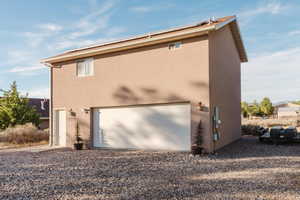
[41, 26, 215, 64]
[214, 16, 248, 63]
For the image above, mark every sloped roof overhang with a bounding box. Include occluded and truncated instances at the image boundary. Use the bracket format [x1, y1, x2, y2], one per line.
[41, 16, 247, 65]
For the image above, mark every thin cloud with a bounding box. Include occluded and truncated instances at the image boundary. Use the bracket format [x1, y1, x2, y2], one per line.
[1, 50, 34, 66]
[22, 23, 63, 48]
[130, 4, 175, 13]
[238, 1, 289, 25]
[9, 66, 44, 73]
[48, 0, 124, 51]
[20, 0, 118, 50]
[52, 37, 117, 51]
[288, 30, 300, 36]
[38, 23, 62, 32]
[23, 32, 47, 48]
[242, 47, 300, 102]
[105, 27, 126, 36]
[240, 1, 286, 18]
[0, 51, 46, 76]
[0, 50, 44, 77]
[24, 87, 50, 98]
[69, 1, 115, 39]
[81, 0, 115, 22]
[130, 6, 153, 13]
[69, 14, 111, 39]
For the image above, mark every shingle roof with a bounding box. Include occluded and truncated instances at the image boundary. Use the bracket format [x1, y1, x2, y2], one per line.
[28, 98, 49, 118]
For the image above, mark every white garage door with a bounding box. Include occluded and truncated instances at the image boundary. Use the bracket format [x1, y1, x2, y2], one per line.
[93, 103, 191, 151]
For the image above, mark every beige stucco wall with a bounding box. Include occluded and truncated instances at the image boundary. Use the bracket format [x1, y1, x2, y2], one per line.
[52, 35, 213, 151]
[209, 26, 242, 150]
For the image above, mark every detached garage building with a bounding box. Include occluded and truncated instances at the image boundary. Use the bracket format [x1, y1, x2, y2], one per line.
[42, 16, 247, 153]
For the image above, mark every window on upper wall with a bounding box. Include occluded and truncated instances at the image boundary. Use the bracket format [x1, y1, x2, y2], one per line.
[77, 58, 94, 77]
[168, 42, 182, 50]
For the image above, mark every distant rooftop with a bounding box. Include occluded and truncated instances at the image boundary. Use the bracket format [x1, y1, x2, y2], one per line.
[28, 98, 49, 118]
[278, 107, 300, 112]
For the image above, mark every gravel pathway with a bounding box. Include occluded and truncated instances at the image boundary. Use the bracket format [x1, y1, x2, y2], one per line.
[0, 136, 299, 200]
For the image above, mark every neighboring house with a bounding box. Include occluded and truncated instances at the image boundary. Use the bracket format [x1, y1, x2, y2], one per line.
[274, 102, 300, 108]
[28, 98, 49, 129]
[41, 16, 247, 153]
[274, 102, 300, 118]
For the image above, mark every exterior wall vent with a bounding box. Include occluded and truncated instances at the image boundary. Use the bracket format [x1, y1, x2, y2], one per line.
[168, 42, 182, 50]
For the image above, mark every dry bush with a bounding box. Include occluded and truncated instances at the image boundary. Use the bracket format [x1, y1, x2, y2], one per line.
[242, 118, 299, 127]
[0, 123, 49, 144]
[241, 125, 265, 136]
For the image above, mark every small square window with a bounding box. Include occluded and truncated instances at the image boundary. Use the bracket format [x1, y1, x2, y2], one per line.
[168, 42, 182, 50]
[77, 58, 94, 77]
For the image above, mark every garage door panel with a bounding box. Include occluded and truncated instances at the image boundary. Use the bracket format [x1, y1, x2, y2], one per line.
[93, 104, 191, 150]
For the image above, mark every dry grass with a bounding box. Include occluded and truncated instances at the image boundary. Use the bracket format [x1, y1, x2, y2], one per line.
[243, 117, 300, 128]
[0, 141, 48, 150]
[0, 123, 49, 145]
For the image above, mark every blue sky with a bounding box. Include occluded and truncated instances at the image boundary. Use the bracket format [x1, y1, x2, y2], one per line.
[0, 0, 299, 103]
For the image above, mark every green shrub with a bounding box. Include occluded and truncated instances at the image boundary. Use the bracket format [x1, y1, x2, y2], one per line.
[0, 81, 40, 130]
[0, 123, 48, 144]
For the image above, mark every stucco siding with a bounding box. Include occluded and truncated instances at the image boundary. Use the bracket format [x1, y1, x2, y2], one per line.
[209, 26, 242, 150]
[52, 35, 212, 151]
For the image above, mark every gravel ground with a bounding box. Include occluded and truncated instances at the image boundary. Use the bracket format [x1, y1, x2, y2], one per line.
[0, 136, 299, 200]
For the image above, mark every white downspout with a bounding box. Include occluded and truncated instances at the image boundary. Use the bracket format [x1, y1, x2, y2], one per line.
[42, 62, 54, 146]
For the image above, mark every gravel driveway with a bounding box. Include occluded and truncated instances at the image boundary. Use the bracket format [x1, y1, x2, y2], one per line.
[0, 136, 299, 200]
